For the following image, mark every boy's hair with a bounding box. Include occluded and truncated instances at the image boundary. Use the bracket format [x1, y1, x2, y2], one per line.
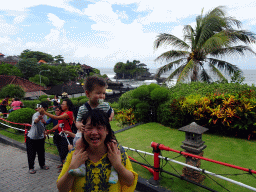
[81, 109, 116, 149]
[84, 76, 106, 92]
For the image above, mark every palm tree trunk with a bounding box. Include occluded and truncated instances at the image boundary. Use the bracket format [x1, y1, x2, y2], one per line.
[191, 62, 198, 82]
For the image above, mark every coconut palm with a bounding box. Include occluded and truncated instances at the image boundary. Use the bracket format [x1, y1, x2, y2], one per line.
[154, 6, 256, 83]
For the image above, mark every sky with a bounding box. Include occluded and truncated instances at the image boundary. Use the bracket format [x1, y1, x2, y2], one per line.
[0, 0, 256, 70]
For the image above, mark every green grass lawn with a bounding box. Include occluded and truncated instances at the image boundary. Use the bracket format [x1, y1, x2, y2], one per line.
[1, 121, 256, 191]
[115, 122, 256, 192]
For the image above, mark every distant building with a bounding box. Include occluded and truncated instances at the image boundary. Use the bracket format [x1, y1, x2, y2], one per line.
[0, 55, 22, 66]
[38, 59, 47, 64]
[0, 75, 47, 98]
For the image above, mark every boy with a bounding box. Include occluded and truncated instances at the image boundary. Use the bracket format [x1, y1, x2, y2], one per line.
[69, 76, 117, 183]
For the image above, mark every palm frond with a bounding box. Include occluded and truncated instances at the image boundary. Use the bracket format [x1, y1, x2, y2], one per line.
[177, 59, 195, 83]
[202, 31, 229, 53]
[200, 68, 212, 83]
[210, 45, 256, 57]
[226, 30, 256, 44]
[165, 64, 187, 82]
[183, 25, 195, 47]
[155, 58, 186, 78]
[207, 58, 241, 75]
[154, 33, 190, 50]
[155, 50, 189, 62]
[209, 63, 228, 81]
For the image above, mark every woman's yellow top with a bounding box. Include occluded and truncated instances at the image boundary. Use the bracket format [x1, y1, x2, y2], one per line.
[57, 145, 138, 192]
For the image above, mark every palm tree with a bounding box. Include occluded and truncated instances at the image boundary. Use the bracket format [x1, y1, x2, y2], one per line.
[54, 55, 64, 64]
[154, 6, 256, 83]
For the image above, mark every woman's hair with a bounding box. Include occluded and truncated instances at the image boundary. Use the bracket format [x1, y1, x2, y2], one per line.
[81, 109, 116, 149]
[14, 98, 20, 101]
[62, 98, 74, 112]
[55, 105, 62, 112]
[84, 76, 106, 92]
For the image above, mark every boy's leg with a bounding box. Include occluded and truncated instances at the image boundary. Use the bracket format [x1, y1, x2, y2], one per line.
[68, 137, 86, 176]
[109, 166, 118, 184]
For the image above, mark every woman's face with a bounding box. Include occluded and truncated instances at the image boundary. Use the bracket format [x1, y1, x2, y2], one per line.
[55, 108, 61, 116]
[61, 101, 68, 111]
[83, 118, 108, 148]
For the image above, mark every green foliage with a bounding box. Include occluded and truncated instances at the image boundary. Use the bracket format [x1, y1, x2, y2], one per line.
[40, 98, 51, 106]
[114, 60, 150, 79]
[118, 90, 134, 109]
[20, 50, 54, 62]
[77, 96, 88, 101]
[0, 84, 25, 99]
[109, 102, 120, 114]
[7, 108, 35, 131]
[29, 75, 50, 86]
[0, 63, 23, 77]
[150, 87, 170, 103]
[115, 108, 138, 127]
[39, 95, 48, 101]
[135, 102, 151, 122]
[154, 6, 256, 83]
[132, 85, 150, 100]
[71, 99, 79, 107]
[158, 82, 256, 138]
[22, 100, 40, 109]
[79, 98, 89, 105]
[17, 58, 39, 79]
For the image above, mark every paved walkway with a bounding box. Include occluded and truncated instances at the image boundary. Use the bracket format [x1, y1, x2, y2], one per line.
[0, 142, 60, 192]
[0, 142, 146, 192]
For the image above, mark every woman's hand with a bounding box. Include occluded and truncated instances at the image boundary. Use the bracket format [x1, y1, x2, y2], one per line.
[107, 141, 121, 168]
[69, 149, 88, 169]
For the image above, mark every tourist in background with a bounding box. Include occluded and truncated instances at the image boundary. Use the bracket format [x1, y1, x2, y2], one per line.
[9, 98, 23, 113]
[0, 95, 10, 117]
[26, 102, 49, 174]
[40, 99, 74, 168]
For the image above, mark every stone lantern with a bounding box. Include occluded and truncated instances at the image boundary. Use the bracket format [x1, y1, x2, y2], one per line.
[178, 122, 208, 183]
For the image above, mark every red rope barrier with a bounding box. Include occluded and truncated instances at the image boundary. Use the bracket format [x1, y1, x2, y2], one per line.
[151, 142, 256, 174]
[0, 118, 31, 127]
[128, 156, 154, 174]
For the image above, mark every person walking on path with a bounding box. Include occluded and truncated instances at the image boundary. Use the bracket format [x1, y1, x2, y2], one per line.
[26, 102, 50, 174]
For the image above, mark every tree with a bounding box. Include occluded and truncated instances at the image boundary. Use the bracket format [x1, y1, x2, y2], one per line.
[54, 55, 64, 63]
[29, 75, 49, 86]
[154, 6, 256, 83]
[16, 58, 39, 79]
[0, 84, 25, 99]
[20, 50, 54, 62]
[0, 63, 23, 77]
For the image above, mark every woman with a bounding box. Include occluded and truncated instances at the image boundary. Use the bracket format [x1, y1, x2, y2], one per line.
[45, 105, 63, 169]
[57, 109, 138, 192]
[9, 98, 23, 113]
[40, 99, 74, 166]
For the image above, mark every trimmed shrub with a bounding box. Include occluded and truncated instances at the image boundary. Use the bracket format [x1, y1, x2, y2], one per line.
[22, 100, 40, 109]
[150, 87, 170, 104]
[118, 90, 134, 109]
[0, 84, 25, 99]
[39, 95, 48, 101]
[79, 98, 89, 105]
[77, 96, 87, 101]
[7, 108, 35, 131]
[132, 85, 150, 100]
[71, 99, 79, 107]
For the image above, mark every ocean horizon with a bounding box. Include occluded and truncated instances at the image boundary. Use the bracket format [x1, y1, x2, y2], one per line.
[98, 68, 256, 86]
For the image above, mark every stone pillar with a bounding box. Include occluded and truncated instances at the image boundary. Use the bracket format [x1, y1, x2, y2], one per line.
[178, 122, 208, 183]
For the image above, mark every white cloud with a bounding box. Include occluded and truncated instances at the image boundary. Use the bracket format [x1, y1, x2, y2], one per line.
[47, 13, 65, 29]
[0, 16, 19, 36]
[13, 15, 26, 24]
